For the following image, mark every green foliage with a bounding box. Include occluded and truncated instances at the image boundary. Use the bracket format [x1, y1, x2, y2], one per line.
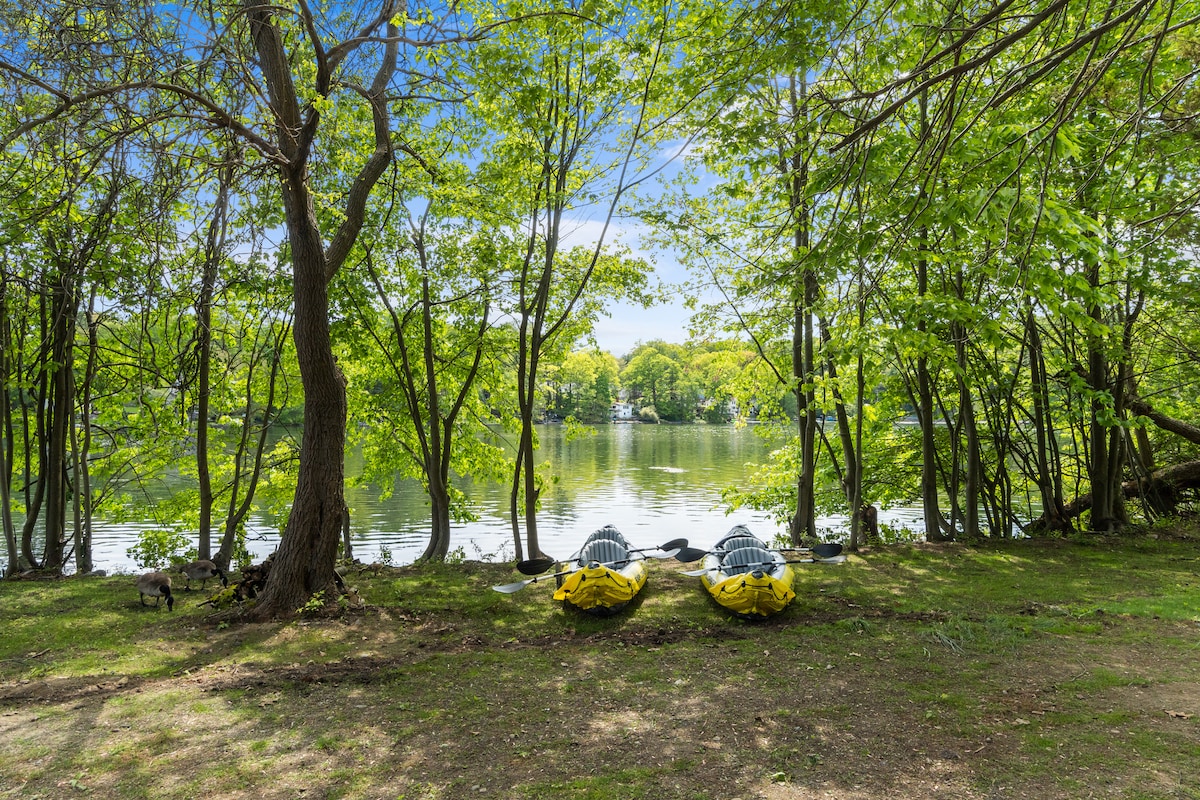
[4, 0, 1200, 582]
[126, 529, 192, 571]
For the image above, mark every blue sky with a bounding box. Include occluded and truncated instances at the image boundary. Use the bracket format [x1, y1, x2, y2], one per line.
[562, 213, 702, 357]
[591, 295, 693, 357]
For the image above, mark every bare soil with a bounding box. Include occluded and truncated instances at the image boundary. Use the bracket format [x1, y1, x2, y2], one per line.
[1, 553, 1198, 799]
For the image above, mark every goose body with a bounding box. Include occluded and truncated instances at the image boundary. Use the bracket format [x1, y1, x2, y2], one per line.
[179, 560, 227, 591]
[137, 572, 175, 610]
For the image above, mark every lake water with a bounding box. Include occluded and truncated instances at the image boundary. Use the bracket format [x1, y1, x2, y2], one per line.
[3, 423, 926, 574]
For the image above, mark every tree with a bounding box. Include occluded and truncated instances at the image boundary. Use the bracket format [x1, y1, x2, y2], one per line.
[464, 2, 662, 560]
[344, 210, 510, 562]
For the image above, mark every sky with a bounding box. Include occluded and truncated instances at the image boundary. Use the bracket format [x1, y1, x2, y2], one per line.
[590, 295, 694, 357]
[561, 214, 705, 358]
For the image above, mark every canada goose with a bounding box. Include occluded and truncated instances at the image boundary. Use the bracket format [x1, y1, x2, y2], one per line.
[137, 572, 175, 610]
[179, 560, 227, 591]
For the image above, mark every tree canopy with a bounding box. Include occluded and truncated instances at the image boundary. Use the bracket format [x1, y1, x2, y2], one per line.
[2, 0, 1199, 610]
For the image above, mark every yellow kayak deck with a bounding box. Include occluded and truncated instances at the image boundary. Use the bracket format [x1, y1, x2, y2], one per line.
[552, 526, 649, 615]
[553, 559, 648, 612]
[701, 562, 796, 617]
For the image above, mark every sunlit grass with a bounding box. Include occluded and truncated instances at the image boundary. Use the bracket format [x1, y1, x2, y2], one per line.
[2, 537, 1199, 799]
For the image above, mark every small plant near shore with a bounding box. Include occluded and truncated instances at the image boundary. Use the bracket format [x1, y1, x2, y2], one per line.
[126, 529, 191, 570]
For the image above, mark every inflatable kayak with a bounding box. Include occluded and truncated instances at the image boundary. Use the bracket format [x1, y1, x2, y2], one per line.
[552, 525, 649, 616]
[696, 525, 796, 618]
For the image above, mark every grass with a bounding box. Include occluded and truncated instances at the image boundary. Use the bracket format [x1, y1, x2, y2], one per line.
[1, 533, 1199, 799]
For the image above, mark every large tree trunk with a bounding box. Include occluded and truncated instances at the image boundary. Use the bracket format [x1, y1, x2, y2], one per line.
[243, 0, 397, 618]
[251, 214, 346, 616]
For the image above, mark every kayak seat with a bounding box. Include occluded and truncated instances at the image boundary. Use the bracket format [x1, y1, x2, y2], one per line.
[579, 538, 629, 566]
[715, 524, 757, 547]
[721, 547, 772, 575]
[718, 536, 766, 553]
[582, 525, 630, 548]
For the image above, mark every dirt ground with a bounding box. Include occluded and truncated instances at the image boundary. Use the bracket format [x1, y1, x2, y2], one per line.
[3, 577, 1198, 800]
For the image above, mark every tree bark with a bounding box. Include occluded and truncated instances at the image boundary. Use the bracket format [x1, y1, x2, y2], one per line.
[785, 70, 818, 546]
[1027, 459, 1200, 532]
[0, 277, 16, 577]
[1128, 396, 1200, 446]
[245, 0, 397, 619]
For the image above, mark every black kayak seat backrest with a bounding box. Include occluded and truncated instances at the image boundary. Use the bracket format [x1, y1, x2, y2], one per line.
[721, 546, 773, 575]
[582, 525, 630, 549]
[717, 536, 765, 554]
[579, 538, 629, 566]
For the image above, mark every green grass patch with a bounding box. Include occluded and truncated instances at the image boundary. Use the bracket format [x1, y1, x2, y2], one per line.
[3, 536, 1200, 799]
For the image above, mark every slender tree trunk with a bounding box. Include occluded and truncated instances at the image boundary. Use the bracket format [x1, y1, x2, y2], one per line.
[784, 70, 818, 546]
[419, 273, 451, 561]
[1084, 254, 1119, 532]
[915, 90, 947, 542]
[42, 252, 79, 572]
[0, 277, 16, 577]
[215, 319, 288, 571]
[195, 160, 232, 561]
[1025, 298, 1069, 532]
[71, 289, 100, 574]
[820, 312, 862, 551]
[952, 317, 980, 540]
[19, 313, 45, 568]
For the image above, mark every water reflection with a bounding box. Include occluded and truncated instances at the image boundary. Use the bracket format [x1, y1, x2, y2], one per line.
[4, 424, 928, 574]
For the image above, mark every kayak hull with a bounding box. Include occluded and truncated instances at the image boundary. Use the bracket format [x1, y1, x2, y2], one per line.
[552, 525, 648, 616]
[697, 525, 796, 618]
[700, 556, 796, 618]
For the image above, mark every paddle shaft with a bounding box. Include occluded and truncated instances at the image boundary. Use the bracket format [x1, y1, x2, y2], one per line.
[515, 538, 689, 576]
[680, 554, 846, 577]
[674, 541, 843, 564]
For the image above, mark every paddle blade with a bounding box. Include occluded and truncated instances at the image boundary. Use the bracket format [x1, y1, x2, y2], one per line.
[815, 554, 847, 564]
[659, 538, 689, 552]
[646, 548, 681, 560]
[673, 547, 710, 563]
[812, 542, 844, 559]
[492, 579, 534, 593]
[681, 567, 711, 577]
[516, 557, 558, 576]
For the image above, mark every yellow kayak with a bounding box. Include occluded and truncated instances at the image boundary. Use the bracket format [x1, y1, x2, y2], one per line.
[697, 526, 796, 618]
[553, 526, 648, 616]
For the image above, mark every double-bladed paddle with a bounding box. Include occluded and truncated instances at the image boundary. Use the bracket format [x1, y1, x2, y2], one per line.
[514, 537, 690, 576]
[493, 551, 659, 594]
[680, 550, 847, 577]
[673, 541, 844, 564]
